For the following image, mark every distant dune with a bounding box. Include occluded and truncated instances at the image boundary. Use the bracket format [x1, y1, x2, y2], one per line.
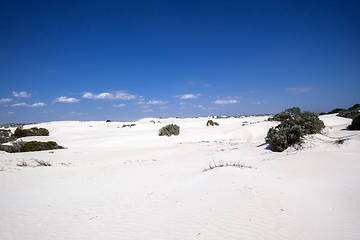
[0, 115, 359, 240]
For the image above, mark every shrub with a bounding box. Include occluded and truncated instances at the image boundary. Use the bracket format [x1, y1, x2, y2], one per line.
[337, 109, 359, 119]
[20, 141, 64, 152]
[31, 127, 49, 136]
[14, 127, 49, 137]
[106, 120, 111, 122]
[158, 124, 180, 137]
[348, 114, 360, 130]
[14, 128, 27, 138]
[265, 107, 324, 152]
[328, 108, 344, 114]
[206, 120, 214, 126]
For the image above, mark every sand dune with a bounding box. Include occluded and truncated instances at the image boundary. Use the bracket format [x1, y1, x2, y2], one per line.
[0, 115, 359, 239]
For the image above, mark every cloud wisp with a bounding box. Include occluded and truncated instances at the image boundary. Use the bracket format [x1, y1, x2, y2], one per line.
[174, 94, 202, 99]
[214, 99, 239, 105]
[82, 91, 137, 100]
[53, 96, 80, 104]
[11, 102, 47, 107]
[113, 104, 126, 107]
[287, 87, 313, 93]
[147, 100, 169, 105]
[13, 91, 32, 98]
[0, 98, 13, 104]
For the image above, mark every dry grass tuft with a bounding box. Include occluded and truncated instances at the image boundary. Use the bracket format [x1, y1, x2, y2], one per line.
[203, 160, 253, 172]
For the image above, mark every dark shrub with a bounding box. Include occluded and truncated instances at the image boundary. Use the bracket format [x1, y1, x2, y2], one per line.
[14, 128, 27, 137]
[348, 114, 360, 130]
[265, 107, 324, 152]
[14, 127, 49, 137]
[328, 108, 344, 114]
[349, 104, 360, 111]
[206, 120, 214, 126]
[20, 141, 64, 152]
[337, 109, 359, 119]
[106, 120, 111, 122]
[159, 124, 180, 137]
[31, 127, 49, 136]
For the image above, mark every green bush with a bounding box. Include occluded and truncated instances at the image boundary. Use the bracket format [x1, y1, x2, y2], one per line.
[158, 124, 180, 137]
[14, 128, 27, 137]
[337, 109, 359, 119]
[14, 127, 49, 137]
[20, 141, 64, 152]
[348, 114, 360, 130]
[31, 127, 49, 136]
[265, 107, 324, 152]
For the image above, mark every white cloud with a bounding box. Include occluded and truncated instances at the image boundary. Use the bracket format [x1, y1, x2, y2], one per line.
[13, 91, 32, 98]
[11, 102, 47, 107]
[147, 100, 169, 105]
[0, 98, 13, 104]
[174, 93, 202, 99]
[214, 99, 239, 105]
[287, 87, 313, 93]
[142, 109, 153, 113]
[113, 104, 126, 107]
[32, 102, 47, 107]
[53, 96, 80, 104]
[11, 102, 29, 107]
[82, 91, 137, 100]
[8, 111, 14, 115]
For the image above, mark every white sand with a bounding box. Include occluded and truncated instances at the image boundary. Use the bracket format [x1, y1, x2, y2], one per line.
[0, 114, 359, 240]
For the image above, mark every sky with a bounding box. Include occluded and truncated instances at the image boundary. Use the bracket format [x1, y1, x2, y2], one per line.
[1, 0, 359, 124]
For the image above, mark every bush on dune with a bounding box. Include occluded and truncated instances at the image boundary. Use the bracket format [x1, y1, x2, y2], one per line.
[266, 107, 325, 152]
[14, 127, 49, 138]
[348, 114, 360, 130]
[20, 141, 64, 152]
[158, 124, 180, 137]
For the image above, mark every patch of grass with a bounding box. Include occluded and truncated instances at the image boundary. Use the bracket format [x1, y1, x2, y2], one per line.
[203, 160, 253, 172]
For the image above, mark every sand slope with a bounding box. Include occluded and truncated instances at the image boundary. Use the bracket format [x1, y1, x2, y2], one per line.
[0, 115, 359, 239]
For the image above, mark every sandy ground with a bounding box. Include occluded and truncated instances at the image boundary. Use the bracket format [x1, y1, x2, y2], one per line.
[0, 114, 359, 240]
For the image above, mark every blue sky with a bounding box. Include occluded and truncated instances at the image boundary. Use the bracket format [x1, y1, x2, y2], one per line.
[1, 0, 359, 124]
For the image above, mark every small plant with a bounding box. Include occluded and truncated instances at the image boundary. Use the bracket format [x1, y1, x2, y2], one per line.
[106, 120, 111, 122]
[206, 120, 214, 126]
[203, 160, 253, 172]
[158, 124, 180, 136]
[33, 159, 52, 166]
[17, 159, 28, 167]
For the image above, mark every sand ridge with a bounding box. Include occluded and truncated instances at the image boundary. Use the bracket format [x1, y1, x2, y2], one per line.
[0, 115, 359, 239]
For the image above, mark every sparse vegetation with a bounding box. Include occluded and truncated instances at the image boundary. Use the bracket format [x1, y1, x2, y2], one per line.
[33, 159, 52, 166]
[20, 141, 64, 152]
[266, 107, 325, 152]
[203, 160, 253, 172]
[14, 127, 49, 137]
[17, 159, 28, 167]
[348, 114, 360, 130]
[158, 124, 180, 136]
[206, 120, 219, 126]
